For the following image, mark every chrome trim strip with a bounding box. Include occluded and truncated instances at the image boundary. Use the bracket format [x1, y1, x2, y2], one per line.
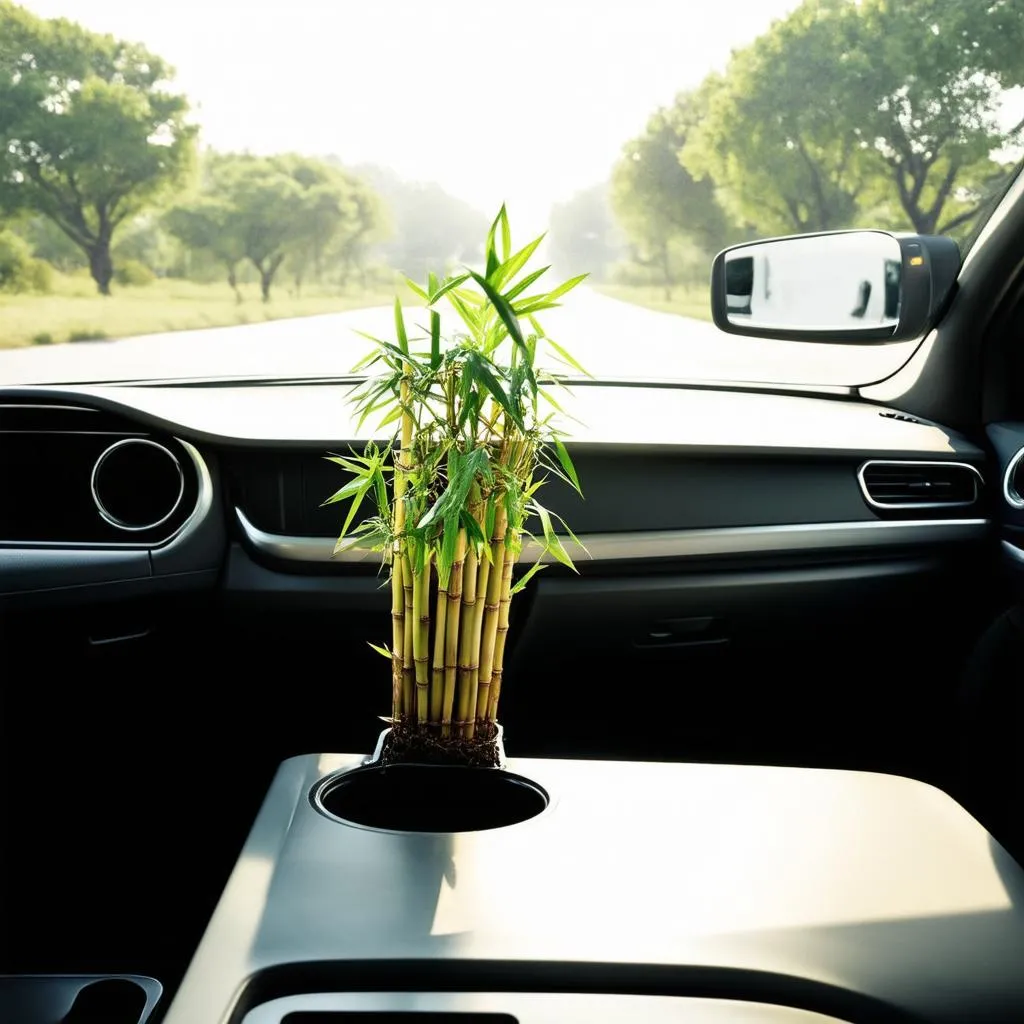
[857, 459, 984, 510]
[1002, 447, 1024, 510]
[235, 507, 989, 565]
[90, 438, 185, 532]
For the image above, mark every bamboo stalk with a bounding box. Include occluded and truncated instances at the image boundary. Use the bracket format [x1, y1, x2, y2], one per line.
[463, 535, 492, 739]
[476, 502, 507, 721]
[429, 562, 448, 724]
[442, 529, 467, 736]
[455, 539, 480, 738]
[392, 368, 414, 722]
[412, 553, 431, 722]
[401, 552, 415, 720]
[391, 554, 405, 721]
[486, 540, 516, 722]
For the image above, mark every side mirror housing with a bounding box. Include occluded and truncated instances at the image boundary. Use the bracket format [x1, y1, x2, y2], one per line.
[710, 230, 960, 343]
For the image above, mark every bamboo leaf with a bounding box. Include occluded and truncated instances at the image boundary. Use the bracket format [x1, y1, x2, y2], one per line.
[512, 298, 562, 316]
[552, 439, 582, 494]
[394, 298, 409, 357]
[429, 273, 470, 304]
[467, 351, 525, 432]
[505, 265, 550, 301]
[492, 232, 543, 289]
[404, 278, 429, 301]
[544, 272, 589, 302]
[367, 642, 392, 659]
[427, 271, 439, 301]
[499, 204, 511, 260]
[510, 560, 547, 596]
[543, 334, 591, 377]
[467, 270, 527, 355]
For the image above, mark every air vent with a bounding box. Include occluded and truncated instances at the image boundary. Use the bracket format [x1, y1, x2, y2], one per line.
[1004, 447, 1024, 510]
[858, 460, 982, 510]
[879, 410, 923, 424]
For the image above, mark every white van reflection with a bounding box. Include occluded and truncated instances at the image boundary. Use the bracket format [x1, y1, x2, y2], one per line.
[724, 234, 902, 332]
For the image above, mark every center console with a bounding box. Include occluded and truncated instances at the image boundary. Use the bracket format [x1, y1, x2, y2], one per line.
[161, 753, 1024, 1024]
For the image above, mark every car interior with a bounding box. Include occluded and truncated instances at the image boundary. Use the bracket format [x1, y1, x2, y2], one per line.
[3, 163, 1024, 1024]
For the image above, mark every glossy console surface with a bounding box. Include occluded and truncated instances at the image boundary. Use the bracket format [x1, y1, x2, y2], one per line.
[163, 755, 1024, 1024]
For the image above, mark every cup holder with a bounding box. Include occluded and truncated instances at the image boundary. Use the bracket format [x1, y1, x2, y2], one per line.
[62, 978, 149, 1022]
[0, 974, 160, 1024]
[313, 764, 549, 832]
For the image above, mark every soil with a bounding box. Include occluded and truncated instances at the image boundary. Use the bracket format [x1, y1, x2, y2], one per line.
[378, 721, 503, 768]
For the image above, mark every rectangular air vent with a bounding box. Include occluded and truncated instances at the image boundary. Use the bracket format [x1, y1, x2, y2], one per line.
[858, 460, 982, 509]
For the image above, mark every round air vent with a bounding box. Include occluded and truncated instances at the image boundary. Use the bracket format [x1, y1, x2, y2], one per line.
[91, 438, 184, 531]
[1005, 447, 1024, 510]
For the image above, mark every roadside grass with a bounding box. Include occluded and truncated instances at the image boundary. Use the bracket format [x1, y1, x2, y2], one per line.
[595, 283, 713, 322]
[0, 272, 407, 349]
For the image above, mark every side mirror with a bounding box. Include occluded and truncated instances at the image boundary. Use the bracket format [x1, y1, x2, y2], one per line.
[710, 230, 960, 342]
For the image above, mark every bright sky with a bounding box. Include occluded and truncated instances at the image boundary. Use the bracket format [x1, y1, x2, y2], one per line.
[19, 0, 799, 233]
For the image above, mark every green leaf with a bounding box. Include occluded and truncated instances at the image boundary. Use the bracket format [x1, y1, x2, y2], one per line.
[505, 265, 550, 301]
[499, 203, 511, 261]
[466, 350, 525, 432]
[467, 270, 527, 354]
[367, 642, 392, 659]
[544, 272, 589, 302]
[512, 298, 562, 316]
[430, 273, 470, 304]
[543, 334, 591, 377]
[427, 271, 439, 301]
[492, 233, 545, 290]
[485, 211, 500, 279]
[533, 500, 577, 571]
[394, 297, 409, 357]
[510, 559, 546, 596]
[552, 439, 582, 494]
[404, 277, 429, 301]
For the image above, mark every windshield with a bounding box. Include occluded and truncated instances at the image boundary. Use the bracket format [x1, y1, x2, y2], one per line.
[1, 0, 1022, 388]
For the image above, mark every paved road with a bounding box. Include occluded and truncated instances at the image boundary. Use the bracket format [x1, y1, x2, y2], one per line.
[0, 288, 902, 387]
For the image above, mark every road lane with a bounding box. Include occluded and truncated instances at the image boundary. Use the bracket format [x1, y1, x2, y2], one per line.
[0, 288, 914, 386]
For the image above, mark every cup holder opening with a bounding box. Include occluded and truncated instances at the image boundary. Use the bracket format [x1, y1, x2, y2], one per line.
[61, 978, 148, 1023]
[313, 764, 548, 832]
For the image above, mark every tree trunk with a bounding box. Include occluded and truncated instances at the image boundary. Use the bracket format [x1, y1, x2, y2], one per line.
[227, 264, 243, 304]
[660, 243, 672, 302]
[88, 241, 114, 296]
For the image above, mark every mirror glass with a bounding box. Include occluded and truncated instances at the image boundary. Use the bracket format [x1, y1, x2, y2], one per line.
[722, 231, 903, 333]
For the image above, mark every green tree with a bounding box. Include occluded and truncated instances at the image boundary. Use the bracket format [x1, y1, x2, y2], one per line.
[548, 182, 624, 280]
[842, 0, 1024, 234]
[611, 97, 735, 299]
[682, 2, 871, 237]
[165, 196, 246, 301]
[682, 0, 1024, 239]
[271, 155, 385, 292]
[0, 2, 197, 294]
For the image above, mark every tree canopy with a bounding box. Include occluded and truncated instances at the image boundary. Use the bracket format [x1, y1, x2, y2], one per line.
[679, 0, 1024, 239]
[167, 153, 385, 301]
[0, 0, 196, 293]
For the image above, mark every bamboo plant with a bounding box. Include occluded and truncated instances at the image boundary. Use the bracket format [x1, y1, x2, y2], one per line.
[325, 206, 588, 763]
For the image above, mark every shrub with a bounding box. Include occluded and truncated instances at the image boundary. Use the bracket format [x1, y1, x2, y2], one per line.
[32, 332, 54, 345]
[25, 258, 54, 293]
[114, 259, 156, 286]
[0, 231, 33, 292]
[68, 329, 108, 342]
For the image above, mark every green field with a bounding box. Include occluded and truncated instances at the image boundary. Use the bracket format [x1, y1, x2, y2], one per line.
[0, 274, 403, 349]
[596, 283, 713, 322]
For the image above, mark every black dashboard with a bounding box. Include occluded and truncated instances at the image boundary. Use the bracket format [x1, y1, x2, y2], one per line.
[0, 380, 997, 612]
